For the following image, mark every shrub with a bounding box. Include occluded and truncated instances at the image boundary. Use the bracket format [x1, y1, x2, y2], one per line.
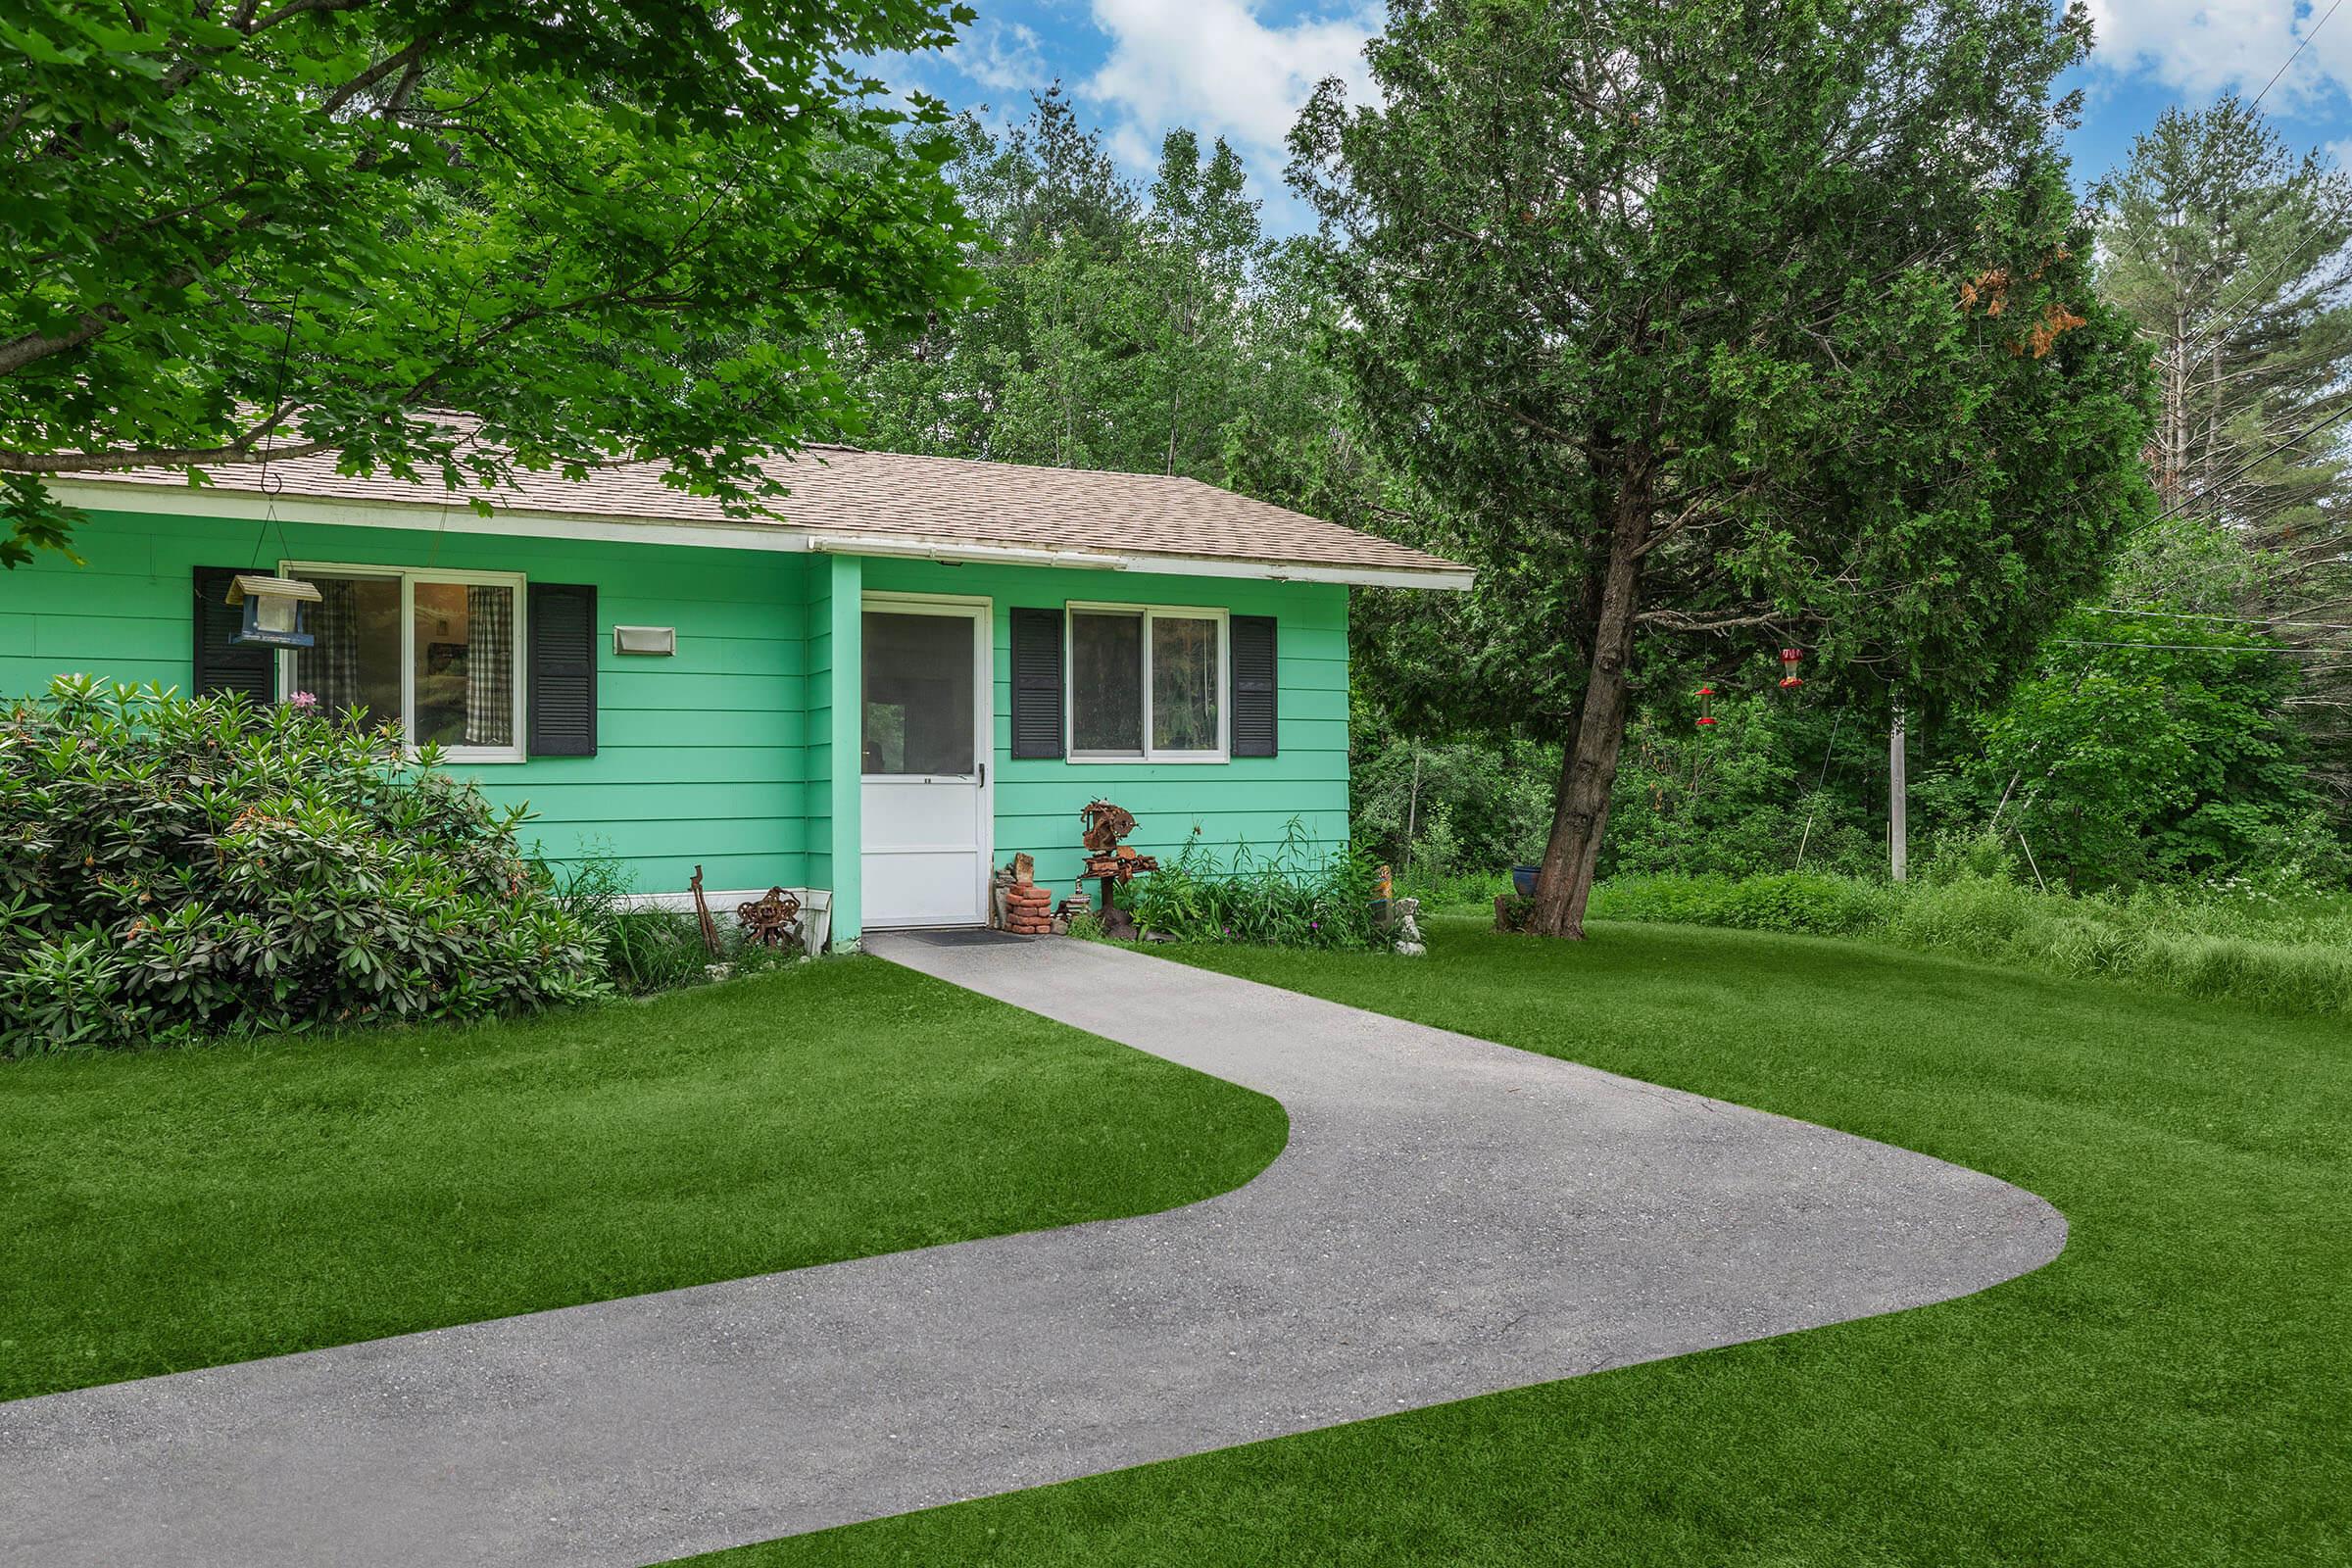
[1130, 822, 1389, 951]
[0, 677, 609, 1055]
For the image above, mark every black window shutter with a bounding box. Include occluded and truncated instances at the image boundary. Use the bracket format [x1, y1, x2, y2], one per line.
[1009, 607, 1064, 760]
[1230, 614, 1278, 758]
[528, 583, 598, 757]
[191, 566, 274, 703]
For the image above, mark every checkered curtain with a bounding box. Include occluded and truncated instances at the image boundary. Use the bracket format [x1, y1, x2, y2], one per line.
[465, 585, 514, 746]
[297, 578, 362, 716]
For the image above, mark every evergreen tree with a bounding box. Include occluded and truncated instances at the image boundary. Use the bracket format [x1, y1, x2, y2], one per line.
[1291, 0, 2155, 937]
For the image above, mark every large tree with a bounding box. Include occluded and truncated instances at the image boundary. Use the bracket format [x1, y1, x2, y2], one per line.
[0, 0, 979, 565]
[1292, 0, 2155, 937]
[2095, 99, 2352, 812]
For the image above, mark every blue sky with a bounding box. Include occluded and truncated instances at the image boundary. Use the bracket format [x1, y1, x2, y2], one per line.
[878, 0, 2352, 232]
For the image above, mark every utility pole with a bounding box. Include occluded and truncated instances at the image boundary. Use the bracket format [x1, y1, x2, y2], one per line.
[1888, 696, 1908, 882]
[1402, 743, 1423, 880]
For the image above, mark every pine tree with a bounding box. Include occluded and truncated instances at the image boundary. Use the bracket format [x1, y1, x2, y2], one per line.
[2096, 99, 2352, 811]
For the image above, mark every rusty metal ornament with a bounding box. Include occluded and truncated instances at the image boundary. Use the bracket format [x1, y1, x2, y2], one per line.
[689, 864, 722, 956]
[1078, 800, 1138, 854]
[735, 886, 804, 949]
[1075, 799, 1157, 940]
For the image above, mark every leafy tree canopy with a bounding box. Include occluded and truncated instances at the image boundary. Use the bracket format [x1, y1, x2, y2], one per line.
[0, 0, 981, 564]
[1293, 0, 2157, 935]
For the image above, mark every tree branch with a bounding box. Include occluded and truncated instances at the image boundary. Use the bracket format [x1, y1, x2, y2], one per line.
[0, 404, 325, 474]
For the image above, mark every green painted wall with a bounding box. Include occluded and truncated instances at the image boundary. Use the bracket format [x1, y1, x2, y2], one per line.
[859, 559, 1350, 901]
[0, 509, 817, 899]
[1, 510, 1353, 946]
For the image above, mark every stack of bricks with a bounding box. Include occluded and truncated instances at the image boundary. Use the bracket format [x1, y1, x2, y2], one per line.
[1004, 881, 1055, 936]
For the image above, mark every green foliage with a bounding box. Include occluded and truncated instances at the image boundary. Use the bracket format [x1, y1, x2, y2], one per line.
[828, 93, 1400, 533]
[1130, 823, 1387, 951]
[2, 0, 980, 562]
[1350, 699, 1556, 881]
[549, 847, 812, 995]
[1296, 0, 2156, 931]
[1953, 612, 2341, 889]
[1591, 866, 2352, 1017]
[546, 853, 713, 996]
[0, 676, 607, 1054]
[2094, 97, 2352, 827]
[1602, 689, 1884, 880]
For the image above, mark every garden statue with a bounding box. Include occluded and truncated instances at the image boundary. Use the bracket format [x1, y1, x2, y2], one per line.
[1393, 897, 1426, 958]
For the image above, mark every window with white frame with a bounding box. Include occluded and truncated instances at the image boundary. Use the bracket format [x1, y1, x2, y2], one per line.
[1067, 605, 1225, 760]
[278, 564, 527, 761]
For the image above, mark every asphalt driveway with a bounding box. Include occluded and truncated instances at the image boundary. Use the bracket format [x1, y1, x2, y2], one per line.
[0, 934, 2064, 1567]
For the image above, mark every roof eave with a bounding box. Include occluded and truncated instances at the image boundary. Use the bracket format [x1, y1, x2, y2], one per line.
[50, 477, 1475, 592]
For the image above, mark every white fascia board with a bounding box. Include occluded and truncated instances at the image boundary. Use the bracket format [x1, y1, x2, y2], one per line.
[805, 533, 1130, 569]
[1103, 553, 1475, 592]
[52, 479, 817, 555]
[808, 531, 1473, 590]
[55, 478, 1475, 590]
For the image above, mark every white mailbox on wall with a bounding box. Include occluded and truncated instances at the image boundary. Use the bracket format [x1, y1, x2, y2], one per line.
[612, 625, 676, 657]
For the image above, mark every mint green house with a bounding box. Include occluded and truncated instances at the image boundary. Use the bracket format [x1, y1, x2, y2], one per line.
[4, 448, 1467, 949]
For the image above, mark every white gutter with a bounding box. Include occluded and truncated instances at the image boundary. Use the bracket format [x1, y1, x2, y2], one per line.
[808, 530, 1473, 589]
[54, 478, 1476, 591]
[50, 478, 816, 555]
[804, 533, 1129, 570]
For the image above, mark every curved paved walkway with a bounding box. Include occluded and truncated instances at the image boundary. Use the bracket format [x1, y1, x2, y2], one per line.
[0, 935, 2065, 1568]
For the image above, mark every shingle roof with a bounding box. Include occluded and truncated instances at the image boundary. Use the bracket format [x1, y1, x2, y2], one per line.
[79, 440, 1466, 580]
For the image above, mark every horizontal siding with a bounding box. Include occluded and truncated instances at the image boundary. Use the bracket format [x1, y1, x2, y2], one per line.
[7, 514, 1363, 925]
[861, 559, 1350, 895]
[0, 510, 814, 899]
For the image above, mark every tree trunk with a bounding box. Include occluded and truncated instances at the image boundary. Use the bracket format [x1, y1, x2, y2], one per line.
[1529, 448, 1652, 939]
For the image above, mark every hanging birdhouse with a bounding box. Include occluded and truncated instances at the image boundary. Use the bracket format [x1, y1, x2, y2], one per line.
[1695, 684, 1718, 728]
[224, 574, 321, 650]
[1779, 646, 1805, 691]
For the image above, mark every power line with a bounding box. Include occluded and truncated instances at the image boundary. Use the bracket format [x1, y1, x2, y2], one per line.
[2051, 637, 2352, 656]
[2249, 0, 2345, 113]
[2138, 398, 2352, 533]
[2082, 605, 2352, 633]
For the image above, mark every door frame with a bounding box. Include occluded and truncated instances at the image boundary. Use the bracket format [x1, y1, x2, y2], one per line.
[858, 591, 995, 928]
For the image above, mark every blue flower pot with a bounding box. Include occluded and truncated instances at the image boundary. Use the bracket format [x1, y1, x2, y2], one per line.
[1512, 864, 1541, 898]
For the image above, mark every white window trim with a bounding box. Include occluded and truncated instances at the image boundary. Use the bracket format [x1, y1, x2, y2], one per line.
[1064, 602, 1229, 764]
[277, 561, 531, 764]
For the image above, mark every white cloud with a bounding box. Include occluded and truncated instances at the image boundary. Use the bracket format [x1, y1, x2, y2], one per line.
[2084, 0, 2352, 108]
[1084, 0, 1380, 168]
[960, 17, 1051, 93]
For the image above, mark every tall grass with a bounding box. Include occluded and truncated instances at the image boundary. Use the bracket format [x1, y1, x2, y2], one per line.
[1128, 822, 1388, 950]
[1588, 869, 2352, 1017]
[545, 851, 804, 994]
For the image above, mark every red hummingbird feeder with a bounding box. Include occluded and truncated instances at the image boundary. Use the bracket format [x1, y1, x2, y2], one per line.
[1778, 647, 1805, 691]
[1695, 685, 1718, 728]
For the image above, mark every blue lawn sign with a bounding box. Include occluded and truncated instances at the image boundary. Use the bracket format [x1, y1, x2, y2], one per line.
[225, 574, 321, 650]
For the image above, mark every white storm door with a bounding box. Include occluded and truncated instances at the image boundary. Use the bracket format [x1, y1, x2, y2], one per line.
[860, 600, 991, 928]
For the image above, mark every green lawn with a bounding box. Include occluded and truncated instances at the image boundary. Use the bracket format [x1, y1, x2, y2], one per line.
[0, 957, 1286, 1403]
[704, 917, 2350, 1568]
